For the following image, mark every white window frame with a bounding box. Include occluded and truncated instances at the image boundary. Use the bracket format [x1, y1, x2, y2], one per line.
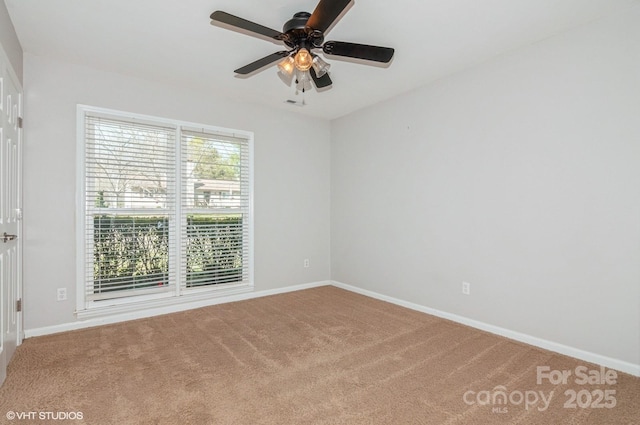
[76, 105, 254, 318]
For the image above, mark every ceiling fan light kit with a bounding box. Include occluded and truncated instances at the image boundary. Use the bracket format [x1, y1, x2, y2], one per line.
[210, 0, 395, 92]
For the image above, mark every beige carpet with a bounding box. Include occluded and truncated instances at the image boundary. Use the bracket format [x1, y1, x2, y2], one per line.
[0, 286, 638, 424]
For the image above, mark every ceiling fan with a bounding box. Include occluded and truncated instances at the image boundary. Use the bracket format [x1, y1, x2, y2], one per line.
[210, 0, 395, 90]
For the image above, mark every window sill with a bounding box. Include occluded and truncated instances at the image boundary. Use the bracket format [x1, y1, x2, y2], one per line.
[75, 283, 253, 320]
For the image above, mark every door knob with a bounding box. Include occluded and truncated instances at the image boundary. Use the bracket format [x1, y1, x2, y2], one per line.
[2, 232, 17, 243]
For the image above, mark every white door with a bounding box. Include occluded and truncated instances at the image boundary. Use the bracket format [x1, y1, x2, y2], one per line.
[0, 52, 23, 386]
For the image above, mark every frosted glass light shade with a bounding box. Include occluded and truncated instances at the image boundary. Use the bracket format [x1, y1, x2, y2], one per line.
[277, 56, 295, 75]
[312, 56, 331, 77]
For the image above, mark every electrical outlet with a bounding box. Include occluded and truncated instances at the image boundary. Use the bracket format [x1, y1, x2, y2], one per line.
[57, 288, 67, 301]
[462, 282, 471, 295]
[303, 259, 310, 268]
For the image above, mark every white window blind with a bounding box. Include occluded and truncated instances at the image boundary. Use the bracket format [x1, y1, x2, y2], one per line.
[180, 129, 251, 289]
[79, 107, 252, 309]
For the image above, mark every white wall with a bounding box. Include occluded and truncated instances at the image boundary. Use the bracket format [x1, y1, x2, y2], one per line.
[331, 7, 640, 367]
[23, 54, 331, 331]
[0, 0, 22, 82]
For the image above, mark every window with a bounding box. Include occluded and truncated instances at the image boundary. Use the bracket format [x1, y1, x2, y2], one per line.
[77, 106, 252, 313]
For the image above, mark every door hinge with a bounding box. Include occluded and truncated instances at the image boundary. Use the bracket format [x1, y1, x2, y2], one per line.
[18, 116, 23, 129]
[16, 299, 22, 312]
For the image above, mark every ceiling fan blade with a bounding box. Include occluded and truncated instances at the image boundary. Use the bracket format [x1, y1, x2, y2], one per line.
[306, 0, 352, 34]
[310, 68, 332, 88]
[234, 51, 290, 75]
[323, 41, 394, 63]
[211, 11, 284, 40]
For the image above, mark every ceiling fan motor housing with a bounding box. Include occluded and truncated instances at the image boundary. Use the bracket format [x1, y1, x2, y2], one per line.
[282, 12, 324, 49]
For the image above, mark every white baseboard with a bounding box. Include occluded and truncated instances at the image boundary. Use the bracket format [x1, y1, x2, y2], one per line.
[331, 280, 640, 377]
[24, 280, 330, 338]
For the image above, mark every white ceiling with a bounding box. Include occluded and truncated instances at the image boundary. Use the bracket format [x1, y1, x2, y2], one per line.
[5, 0, 638, 120]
